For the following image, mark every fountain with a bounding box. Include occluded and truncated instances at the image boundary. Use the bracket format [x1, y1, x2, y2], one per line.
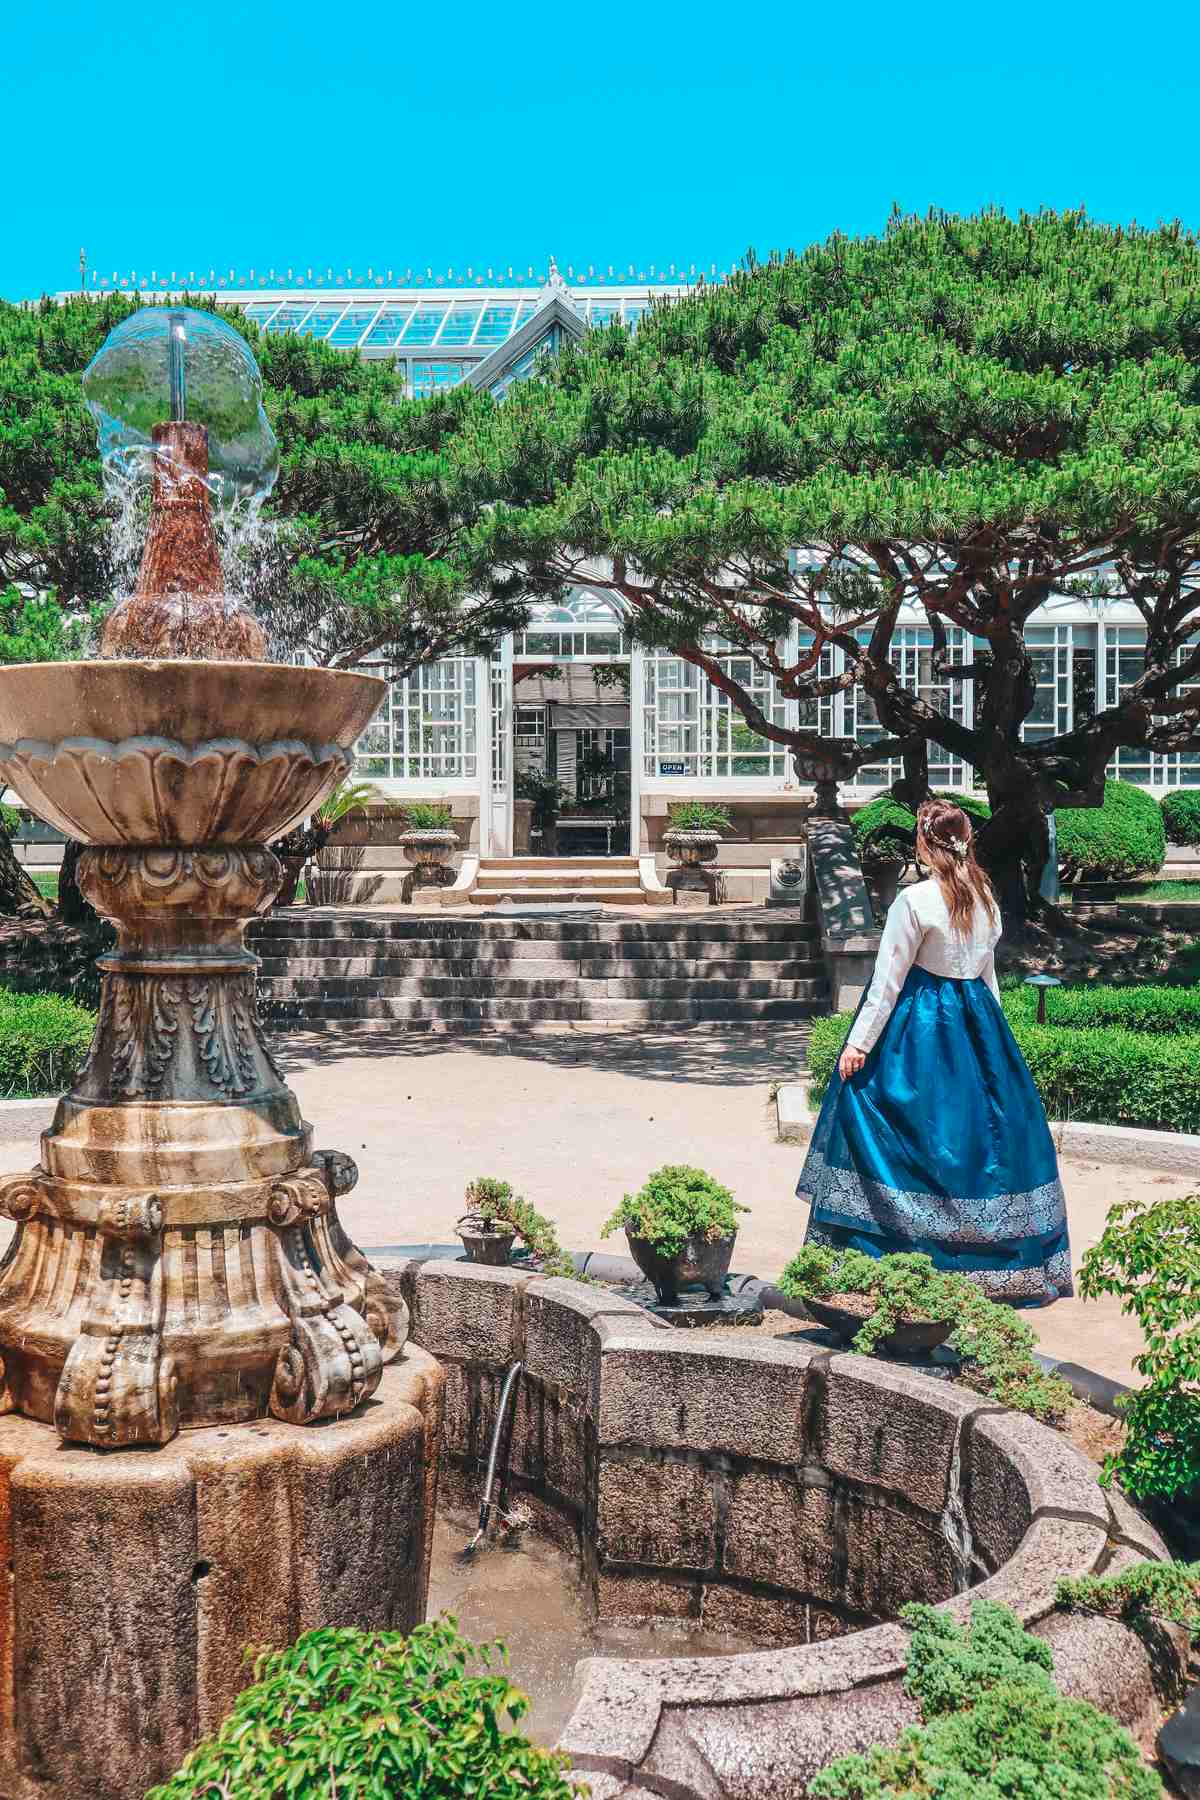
[0, 309, 443, 1799]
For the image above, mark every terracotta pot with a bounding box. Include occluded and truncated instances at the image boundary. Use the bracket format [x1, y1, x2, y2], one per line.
[663, 829, 721, 867]
[625, 1228, 736, 1304]
[800, 1292, 954, 1357]
[457, 1220, 517, 1266]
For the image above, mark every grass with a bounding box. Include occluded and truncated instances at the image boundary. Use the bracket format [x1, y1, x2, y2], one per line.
[1083, 879, 1200, 901]
[29, 871, 58, 899]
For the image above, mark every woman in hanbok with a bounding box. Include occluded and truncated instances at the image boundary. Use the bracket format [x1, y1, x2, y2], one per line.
[798, 798, 1071, 1303]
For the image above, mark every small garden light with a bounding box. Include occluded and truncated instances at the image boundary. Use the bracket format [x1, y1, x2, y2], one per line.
[1024, 971, 1063, 1024]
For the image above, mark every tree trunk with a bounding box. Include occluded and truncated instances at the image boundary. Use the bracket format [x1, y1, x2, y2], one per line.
[0, 834, 54, 921]
[976, 793, 1049, 921]
[57, 840, 99, 927]
[890, 740, 931, 812]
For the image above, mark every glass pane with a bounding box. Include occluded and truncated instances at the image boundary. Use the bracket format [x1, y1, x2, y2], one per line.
[327, 306, 380, 345]
[295, 309, 345, 338]
[400, 307, 449, 344]
[439, 307, 481, 344]
[364, 306, 412, 346]
[475, 306, 516, 344]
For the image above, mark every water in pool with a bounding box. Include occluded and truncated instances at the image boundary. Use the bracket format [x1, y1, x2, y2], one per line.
[426, 1510, 757, 1745]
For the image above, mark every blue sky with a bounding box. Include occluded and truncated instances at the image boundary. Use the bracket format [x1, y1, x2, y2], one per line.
[4, 0, 1200, 301]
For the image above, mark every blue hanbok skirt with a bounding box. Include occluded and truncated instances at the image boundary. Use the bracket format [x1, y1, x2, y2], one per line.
[798, 966, 1072, 1303]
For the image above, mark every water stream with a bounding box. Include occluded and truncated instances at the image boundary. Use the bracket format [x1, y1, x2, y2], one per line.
[939, 1420, 976, 1594]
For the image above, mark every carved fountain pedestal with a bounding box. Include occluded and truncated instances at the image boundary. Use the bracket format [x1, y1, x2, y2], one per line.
[0, 423, 443, 1800]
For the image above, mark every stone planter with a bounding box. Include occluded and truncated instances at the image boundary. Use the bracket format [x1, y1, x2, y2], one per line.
[626, 1228, 736, 1303]
[800, 1292, 954, 1357]
[399, 828, 458, 900]
[456, 1216, 518, 1266]
[663, 830, 723, 906]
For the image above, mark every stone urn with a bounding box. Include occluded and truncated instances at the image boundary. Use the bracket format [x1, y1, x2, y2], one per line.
[626, 1229, 736, 1305]
[663, 828, 722, 867]
[456, 1214, 518, 1266]
[400, 827, 459, 899]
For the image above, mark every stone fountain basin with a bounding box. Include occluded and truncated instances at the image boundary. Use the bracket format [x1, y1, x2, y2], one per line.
[0, 660, 384, 844]
[392, 1260, 1185, 1800]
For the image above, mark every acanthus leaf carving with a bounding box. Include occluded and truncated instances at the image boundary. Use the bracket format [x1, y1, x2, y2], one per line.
[188, 976, 258, 1096]
[110, 976, 183, 1098]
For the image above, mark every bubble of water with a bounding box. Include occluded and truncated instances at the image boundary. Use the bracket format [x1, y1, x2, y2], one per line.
[82, 307, 279, 507]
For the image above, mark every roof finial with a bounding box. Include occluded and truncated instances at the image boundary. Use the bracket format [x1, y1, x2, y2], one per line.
[539, 254, 569, 304]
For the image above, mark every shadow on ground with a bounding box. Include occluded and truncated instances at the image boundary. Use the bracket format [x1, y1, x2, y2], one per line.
[270, 1024, 813, 1088]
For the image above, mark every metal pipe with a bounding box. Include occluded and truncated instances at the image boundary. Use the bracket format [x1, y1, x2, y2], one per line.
[168, 310, 188, 422]
[459, 1359, 522, 1558]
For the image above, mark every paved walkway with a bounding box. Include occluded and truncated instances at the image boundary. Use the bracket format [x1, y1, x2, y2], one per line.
[1, 1028, 1189, 1388]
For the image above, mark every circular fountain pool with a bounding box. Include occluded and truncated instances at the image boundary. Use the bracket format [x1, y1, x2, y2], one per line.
[390, 1258, 1183, 1800]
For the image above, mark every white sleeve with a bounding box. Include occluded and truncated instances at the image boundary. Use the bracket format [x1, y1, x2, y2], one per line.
[847, 892, 925, 1055]
[981, 947, 1000, 1003]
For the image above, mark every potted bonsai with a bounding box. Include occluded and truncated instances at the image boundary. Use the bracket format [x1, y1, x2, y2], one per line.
[399, 801, 459, 895]
[662, 800, 731, 868]
[603, 1164, 747, 1304]
[456, 1177, 576, 1277]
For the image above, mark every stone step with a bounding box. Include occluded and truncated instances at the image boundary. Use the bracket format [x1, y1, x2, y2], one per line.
[256, 955, 826, 981]
[259, 975, 828, 1001]
[251, 936, 827, 964]
[261, 995, 825, 1023]
[478, 857, 638, 871]
[252, 911, 808, 938]
[474, 871, 642, 889]
[467, 886, 649, 906]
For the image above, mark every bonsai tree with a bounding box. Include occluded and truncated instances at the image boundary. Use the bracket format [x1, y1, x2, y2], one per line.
[458, 1178, 576, 1279]
[460, 210, 1200, 916]
[145, 1618, 577, 1799]
[603, 1164, 747, 1254]
[778, 1246, 1069, 1420]
[1079, 1192, 1200, 1500]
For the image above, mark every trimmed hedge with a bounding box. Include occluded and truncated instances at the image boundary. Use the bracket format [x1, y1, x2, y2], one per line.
[807, 1008, 1200, 1134]
[1161, 789, 1200, 848]
[1004, 981, 1200, 1035]
[0, 989, 96, 1096]
[851, 781, 1165, 884]
[1057, 779, 1164, 882]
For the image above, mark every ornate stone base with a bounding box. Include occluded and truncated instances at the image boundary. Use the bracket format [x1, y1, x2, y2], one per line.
[0, 1350, 443, 1800]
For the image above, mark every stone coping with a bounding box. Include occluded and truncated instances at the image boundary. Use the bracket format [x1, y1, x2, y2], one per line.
[776, 1077, 1200, 1175]
[393, 1258, 1180, 1799]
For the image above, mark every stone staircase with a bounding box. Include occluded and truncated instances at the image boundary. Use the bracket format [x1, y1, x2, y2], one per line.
[469, 855, 648, 906]
[250, 910, 827, 1028]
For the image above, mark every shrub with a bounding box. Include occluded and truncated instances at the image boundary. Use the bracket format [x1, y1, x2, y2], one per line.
[1079, 1194, 1200, 1500]
[809, 1600, 1161, 1800]
[1004, 981, 1200, 1035]
[665, 800, 732, 833]
[1057, 779, 1165, 883]
[778, 1247, 1070, 1421]
[851, 792, 990, 870]
[0, 989, 95, 1096]
[1161, 790, 1200, 848]
[145, 1618, 578, 1800]
[459, 1178, 577, 1280]
[404, 802, 454, 831]
[807, 1008, 1200, 1134]
[1058, 1560, 1200, 1644]
[603, 1164, 747, 1254]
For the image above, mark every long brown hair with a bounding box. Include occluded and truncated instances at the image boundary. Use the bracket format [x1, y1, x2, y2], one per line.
[916, 799, 998, 933]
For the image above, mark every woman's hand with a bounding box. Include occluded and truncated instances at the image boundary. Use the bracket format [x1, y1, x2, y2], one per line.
[838, 1045, 867, 1081]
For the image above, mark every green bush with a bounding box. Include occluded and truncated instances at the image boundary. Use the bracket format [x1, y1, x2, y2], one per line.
[778, 1247, 1070, 1421]
[1057, 779, 1165, 882]
[603, 1164, 747, 1254]
[1058, 1559, 1200, 1644]
[1004, 981, 1200, 1035]
[1161, 790, 1200, 848]
[1079, 1194, 1200, 1500]
[665, 800, 732, 833]
[459, 1177, 577, 1280]
[0, 989, 95, 1096]
[809, 1601, 1161, 1800]
[146, 1619, 577, 1800]
[851, 792, 989, 867]
[807, 1008, 1200, 1134]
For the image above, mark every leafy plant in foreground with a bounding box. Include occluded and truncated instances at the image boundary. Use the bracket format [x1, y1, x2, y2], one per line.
[144, 1618, 581, 1800]
[809, 1601, 1161, 1800]
[779, 1246, 1071, 1422]
[1079, 1194, 1200, 1499]
[0, 989, 96, 1096]
[603, 1164, 747, 1255]
[1057, 1560, 1200, 1645]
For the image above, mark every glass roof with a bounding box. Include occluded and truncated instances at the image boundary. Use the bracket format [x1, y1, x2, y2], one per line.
[238, 293, 648, 353]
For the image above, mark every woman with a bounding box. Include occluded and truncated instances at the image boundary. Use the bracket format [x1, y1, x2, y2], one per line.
[797, 798, 1071, 1302]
